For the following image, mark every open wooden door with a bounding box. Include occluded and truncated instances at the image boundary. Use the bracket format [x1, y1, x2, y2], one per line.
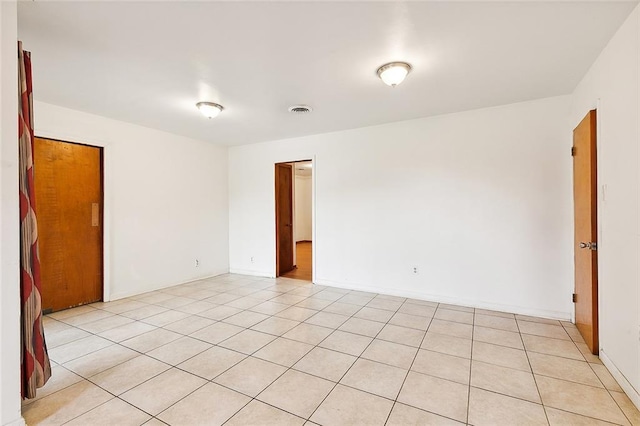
[572, 110, 598, 354]
[275, 163, 294, 276]
[34, 137, 103, 312]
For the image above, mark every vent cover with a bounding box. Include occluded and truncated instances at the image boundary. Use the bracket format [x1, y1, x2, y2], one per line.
[288, 105, 313, 114]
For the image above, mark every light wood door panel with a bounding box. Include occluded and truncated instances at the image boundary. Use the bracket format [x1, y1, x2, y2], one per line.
[572, 110, 598, 354]
[275, 163, 294, 276]
[34, 137, 103, 312]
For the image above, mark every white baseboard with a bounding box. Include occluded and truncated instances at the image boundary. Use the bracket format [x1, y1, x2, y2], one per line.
[229, 268, 275, 278]
[314, 278, 571, 321]
[600, 350, 640, 411]
[5, 416, 25, 426]
[108, 269, 229, 301]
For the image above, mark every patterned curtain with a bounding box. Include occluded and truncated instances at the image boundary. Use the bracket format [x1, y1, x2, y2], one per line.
[19, 41, 51, 399]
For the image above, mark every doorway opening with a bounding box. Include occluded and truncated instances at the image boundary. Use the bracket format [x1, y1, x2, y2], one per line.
[34, 137, 104, 313]
[572, 110, 599, 354]
[275, 160, 313, 281]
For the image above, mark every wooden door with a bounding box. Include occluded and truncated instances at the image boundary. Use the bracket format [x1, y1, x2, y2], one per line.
[572, 110, 598, 354]
[34, 137, 103, 312]
[275, 163, 294, 276]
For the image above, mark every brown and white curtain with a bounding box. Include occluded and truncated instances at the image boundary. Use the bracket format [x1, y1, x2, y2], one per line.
[19, 41, 51, 399]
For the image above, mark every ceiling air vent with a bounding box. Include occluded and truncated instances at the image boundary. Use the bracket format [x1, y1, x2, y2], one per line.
[288, 105, 313, 114]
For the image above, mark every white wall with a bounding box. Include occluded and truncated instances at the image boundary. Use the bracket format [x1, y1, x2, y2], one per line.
[294, 175, 312, 242]
[0, 2, 25, 425]
[34, 102, 230, 300]
[229, 95, 573, 319]
[570, 4, 640, 404]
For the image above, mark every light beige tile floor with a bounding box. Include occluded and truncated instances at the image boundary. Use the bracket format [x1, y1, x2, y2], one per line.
[23, 274, 640, 425]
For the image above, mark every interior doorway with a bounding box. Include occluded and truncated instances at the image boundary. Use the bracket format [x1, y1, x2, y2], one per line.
[572, 110, 599, 354]
[275, 160, 313, 281]
[34, 137, 104, 313]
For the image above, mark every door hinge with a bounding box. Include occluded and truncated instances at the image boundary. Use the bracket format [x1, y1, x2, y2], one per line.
[572, 293, 577, 303]
[571, 147, 577, 156]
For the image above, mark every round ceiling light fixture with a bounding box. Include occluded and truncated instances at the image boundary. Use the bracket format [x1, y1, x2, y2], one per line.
[196, 102, 224, 119]
[376, 62, 412, 87]
[288, 105, 313, 114]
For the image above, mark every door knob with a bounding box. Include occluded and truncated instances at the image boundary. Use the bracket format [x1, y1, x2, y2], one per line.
[580, 242, 597, 250]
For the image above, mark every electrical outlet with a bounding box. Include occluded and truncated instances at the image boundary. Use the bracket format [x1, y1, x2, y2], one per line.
[413, 267, 418, 274]
[195, 259, 199, 268]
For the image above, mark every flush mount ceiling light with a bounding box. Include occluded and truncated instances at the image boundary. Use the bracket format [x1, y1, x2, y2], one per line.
[376, 62, 412, 87]
[288, 105, 313, 114]
[196, 102, 224, 119]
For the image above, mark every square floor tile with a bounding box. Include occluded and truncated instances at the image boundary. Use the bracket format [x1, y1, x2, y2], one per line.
[378, 324, 425, 347]
[283, 323, 334, 345]
[98, 321, 157, 342]
[249, 301, 291, 315]
[412, 349, 470, 384]
[474, 326, 524, 350]
[340, 358, 407, 399]
[473, 313, 518, 332]
[389, 312, 431, 330]
[545, 407, 617, 425]
[471, 360, 540, 403]
[361, 339, 418, 369]
[140, 310, 190, 327]
[434, 308, 473, 324]
[22, 365, 83, 405]
[536, 375, 628, 424]
[158, 382, 250, 426]
[398, 303, 436, 317]
[522, 334, 583, 360]
[293, 347, 357, 382]
[518, 321, 570, 340]
[591, 363, 623, 391]
[163, 315, 215, 335]
[528, 351, 601, 387]
[218, 329, 277, 354]
[49, 335, 114, 364]
[397, 371, 469, 423]
[366, 297, 404, 311]
[305, 311, 350, 329]
[468, 387, 547, 426]
[275, 306, 318, 321]
[387, 403, 463, 426]
[250, 316, 301, 336]
[22, 380, 113, 425]
[222, 310, 270, 328]
[253, 337, 314, 367]
[354, 307, 395, 323]
[610, 391, 640, 425]
[77, 315, 134, 334]
[146, 336, 212, 365]
[226, 400, 305, 426]
[214, 356, 287, 397]
[119, 304, 169, 321]
[257, 370, 334, 419]
[90, 355, 169, 395]
[429, 319, 473, 339]
[120, 328, 182, 353]
[422, 332, 471, 358]
[65, 397, 151, 426]
[120, 368, 206, 415]
[189, 321, 244, 344]
[310, 384, 394, 426]
[318, 330, 373, 356]
[323, 302, 362, 316]
[177, 346, 246, 380]
[471, 341, 530, 372]
[338, 317, 385, 337]
[46, 326, 91, 349]
[63, 344, 138, 379]
[198, 305, 243, 321]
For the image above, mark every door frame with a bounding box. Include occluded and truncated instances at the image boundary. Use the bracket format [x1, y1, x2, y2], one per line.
[35, 130, 113, 302]
[274, 156, 316, 283]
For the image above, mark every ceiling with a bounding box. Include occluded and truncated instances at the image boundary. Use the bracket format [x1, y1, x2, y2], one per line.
[18, 1, 637, 146]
